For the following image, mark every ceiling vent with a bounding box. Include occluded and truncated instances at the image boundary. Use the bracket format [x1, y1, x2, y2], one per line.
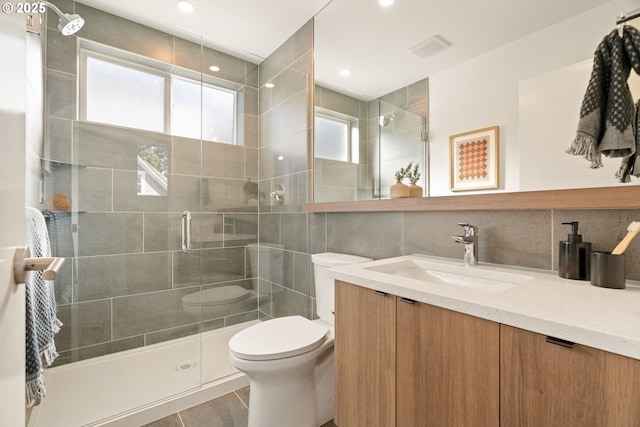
[410, 35, 451, 59]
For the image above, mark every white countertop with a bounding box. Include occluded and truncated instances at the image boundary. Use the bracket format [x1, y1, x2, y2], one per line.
[327, 254, 640, 360]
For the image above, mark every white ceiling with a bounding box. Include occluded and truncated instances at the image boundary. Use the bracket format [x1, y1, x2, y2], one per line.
[76, 0, 611, 100]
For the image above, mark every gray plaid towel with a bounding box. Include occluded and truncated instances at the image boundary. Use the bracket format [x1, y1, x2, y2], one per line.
[25, 207, 62, 407]
[567, 26, 640, 181]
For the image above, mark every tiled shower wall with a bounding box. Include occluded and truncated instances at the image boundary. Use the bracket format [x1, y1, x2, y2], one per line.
[44, 0, 261, 365]
[256, 20, 316, 320]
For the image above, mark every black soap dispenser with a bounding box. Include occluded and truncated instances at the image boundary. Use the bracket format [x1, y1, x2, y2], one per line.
[559, 221, 591, 280]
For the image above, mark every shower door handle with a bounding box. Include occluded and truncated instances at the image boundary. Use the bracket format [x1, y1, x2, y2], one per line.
[12, 246, 66, 285]
[182, 211, 192, 254]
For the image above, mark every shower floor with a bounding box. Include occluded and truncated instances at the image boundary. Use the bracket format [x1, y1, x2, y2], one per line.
[28, 320, 257, 427]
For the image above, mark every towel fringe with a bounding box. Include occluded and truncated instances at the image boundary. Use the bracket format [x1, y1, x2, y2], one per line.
[567, 133, 603, 168]
[25, 373, 46, 408]
[40, 344, 59, 367]
[52, 318, 63, 335]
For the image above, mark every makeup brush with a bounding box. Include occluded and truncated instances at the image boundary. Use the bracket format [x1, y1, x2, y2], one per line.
[612, 221, 640, 255]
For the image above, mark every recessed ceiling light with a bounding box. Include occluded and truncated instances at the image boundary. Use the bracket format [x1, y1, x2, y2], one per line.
[176, 1, 195, 13]
[339, 69, 351, 77]
[209, 65, 220, 72]
[379, 0, 394, 7]
[265, 82, 275, 88]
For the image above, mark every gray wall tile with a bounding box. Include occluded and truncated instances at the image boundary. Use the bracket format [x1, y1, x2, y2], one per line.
[53, 336, 143, 367]
[202, 48, 247, 85]
[74, 122, 171, 170]
[56, 300, 111, 351]
[112, 287, 200, 339]
[45, 117, 72, 163]
[172, 37, 202, 72]
[293, 19, 313, 59]
[403, 211, 552, 270]
[144, 213, 182, 253]
[46, 28, 77, 75]
[272, 284, 310, 318]
[145, 323, 201, 346]
[201, 247, 247, 285]
[172, 136, 201, 176]
[76, 252, 171, 301]
[225, 310, 259, 327]
[76, 213, 143, 256]
[46, 69, 75, 119]
[327, 212, 403, 259]
[281, 213, 308, 252]
[45, 164, 113, 212]
[75, 3, 174, 63]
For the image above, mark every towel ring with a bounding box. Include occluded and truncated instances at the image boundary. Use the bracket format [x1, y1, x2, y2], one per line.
[12, 246, 66, 285]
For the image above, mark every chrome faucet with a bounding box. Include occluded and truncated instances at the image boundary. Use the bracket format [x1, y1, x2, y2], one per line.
[452, 223, 478, 266]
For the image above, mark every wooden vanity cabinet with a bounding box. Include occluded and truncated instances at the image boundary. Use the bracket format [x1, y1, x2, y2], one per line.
[334, 280, 396, 427]
[397, 298, 499, 427]
[336, 281, 640, 427]
[501, 325, 640, 427]
[335, 280, 499, 427]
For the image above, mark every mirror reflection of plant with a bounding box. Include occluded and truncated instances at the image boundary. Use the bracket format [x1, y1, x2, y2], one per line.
[395, 161, 413, 183]
[407, 163, 421, 184]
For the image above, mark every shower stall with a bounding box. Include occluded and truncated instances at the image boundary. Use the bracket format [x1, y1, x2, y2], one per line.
[28, 2, 267, 425]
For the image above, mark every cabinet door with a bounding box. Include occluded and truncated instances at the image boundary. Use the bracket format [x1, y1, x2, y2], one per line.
[335, 281, 396, 427]
[397, 300, 499, 427]
[501, 325, 640, 427]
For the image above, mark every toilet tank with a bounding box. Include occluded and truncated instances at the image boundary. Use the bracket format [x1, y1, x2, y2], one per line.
[311, 252, 372, 325]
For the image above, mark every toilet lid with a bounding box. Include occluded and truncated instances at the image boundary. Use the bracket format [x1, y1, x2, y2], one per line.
[229, 316, 328, 361]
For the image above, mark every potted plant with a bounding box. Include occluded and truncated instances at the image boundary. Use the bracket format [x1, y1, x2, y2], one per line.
[406, 163, 423, 198]
[390, 163, 411, 198]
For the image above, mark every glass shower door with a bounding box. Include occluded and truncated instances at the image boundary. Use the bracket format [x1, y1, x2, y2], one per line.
[33, 18, 205, 427]
[378, 99, 428, 198]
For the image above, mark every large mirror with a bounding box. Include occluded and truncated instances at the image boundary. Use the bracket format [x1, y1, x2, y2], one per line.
[313, 84, 428, 202]
[313, 0, 640, 202]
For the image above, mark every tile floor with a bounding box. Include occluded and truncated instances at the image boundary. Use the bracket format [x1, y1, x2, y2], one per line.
[142, 386, 337, 427]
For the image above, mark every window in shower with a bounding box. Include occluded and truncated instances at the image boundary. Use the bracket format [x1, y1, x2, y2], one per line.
[171, 77, 236, 144]
[314, 110, 359, 163]
[80, 48, 237, 145]
[84, 55, 166, 132]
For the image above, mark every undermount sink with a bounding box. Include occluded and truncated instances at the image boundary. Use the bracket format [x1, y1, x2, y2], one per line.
[365, 258, 533, 291]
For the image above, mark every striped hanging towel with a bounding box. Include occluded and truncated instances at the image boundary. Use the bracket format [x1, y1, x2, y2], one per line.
[25, 207, 62, 407]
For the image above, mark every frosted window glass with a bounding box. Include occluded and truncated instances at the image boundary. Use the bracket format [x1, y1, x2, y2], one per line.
[315, 116, 349, 161]
[172, 78, 236, 144]
[86, 57, 165, 132]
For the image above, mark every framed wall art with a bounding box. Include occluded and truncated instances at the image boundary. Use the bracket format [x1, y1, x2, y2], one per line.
[449, 126, 499, 191]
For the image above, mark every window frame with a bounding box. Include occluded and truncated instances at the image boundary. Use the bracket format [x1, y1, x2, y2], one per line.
[79, 47, 238, 145]
[314, 111, 355, 163]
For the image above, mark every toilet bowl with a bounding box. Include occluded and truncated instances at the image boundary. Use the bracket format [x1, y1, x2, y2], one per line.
[228, 252, 372, 427]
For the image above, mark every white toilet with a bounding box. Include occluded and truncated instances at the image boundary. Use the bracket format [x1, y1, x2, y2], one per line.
[228, 252, 372, 427]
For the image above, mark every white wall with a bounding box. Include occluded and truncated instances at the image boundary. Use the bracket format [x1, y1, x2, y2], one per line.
[428, 0, 640, 196]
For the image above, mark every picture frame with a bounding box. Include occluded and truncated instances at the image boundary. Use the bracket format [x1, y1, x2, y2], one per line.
[449, 126, 499, 192]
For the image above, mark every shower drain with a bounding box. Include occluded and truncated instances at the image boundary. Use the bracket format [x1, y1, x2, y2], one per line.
[175, 361, 196, 372]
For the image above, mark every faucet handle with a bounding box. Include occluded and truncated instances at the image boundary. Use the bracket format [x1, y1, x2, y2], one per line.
[457, 223, 477, 236]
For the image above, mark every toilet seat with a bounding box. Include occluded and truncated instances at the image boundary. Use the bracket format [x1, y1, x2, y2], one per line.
[229, 315, 328, 361]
